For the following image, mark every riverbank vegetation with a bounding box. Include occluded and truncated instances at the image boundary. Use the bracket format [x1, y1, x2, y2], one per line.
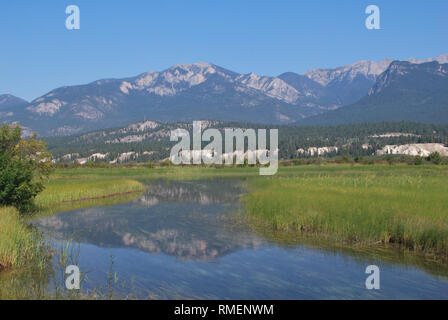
[35, 178, 145, 216]
[0, 125, 52, 212]
[243, 165, 448, 257]
[0, 207, 46, 270]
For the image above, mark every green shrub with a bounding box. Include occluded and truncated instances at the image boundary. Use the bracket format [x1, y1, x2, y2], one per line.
[0, 125, 52, 213]
[158, 159, 172, 167]
[414, 156, 424, 165]
[428, 152, 442, 165]
[340, 154, 352, 163]
[292, 159, 304, 166]
[145, 161, 155, 169]
[362, 158, 374, 165]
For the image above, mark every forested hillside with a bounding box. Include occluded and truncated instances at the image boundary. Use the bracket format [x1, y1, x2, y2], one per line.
[44, 121, 448, 163]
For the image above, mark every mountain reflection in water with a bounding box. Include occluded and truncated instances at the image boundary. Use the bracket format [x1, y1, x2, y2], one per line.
[34, 179, 262, 261]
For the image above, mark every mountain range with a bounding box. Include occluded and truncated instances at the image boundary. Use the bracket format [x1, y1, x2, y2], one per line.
[1, 54, 447, 136]
[297, 60, 448, 126]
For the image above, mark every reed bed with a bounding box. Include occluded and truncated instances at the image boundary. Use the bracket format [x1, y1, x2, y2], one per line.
[243, 169, 448, 256]
[35, 179, 145, 209]
[0, 207, 46, 269]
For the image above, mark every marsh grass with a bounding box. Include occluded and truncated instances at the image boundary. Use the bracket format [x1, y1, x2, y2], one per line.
[243, 168, 448, 256]
[35, 192, 144, 219]
[0, 207, 48, 270]
[49, 166, 262, 181]
[0, 240, 132, 300]
[35, 179, 144, 208]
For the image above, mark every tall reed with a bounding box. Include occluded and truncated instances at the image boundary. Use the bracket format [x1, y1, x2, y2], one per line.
[0, 207, 46, 269]
[243, 170, 448, 256]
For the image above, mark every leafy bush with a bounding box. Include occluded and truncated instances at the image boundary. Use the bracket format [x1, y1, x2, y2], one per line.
[158, 159, 172, 167]
[362, 158, 375, 165]
[354, 156, 363, 163]
[0, 125, 52, 213]
[428, 152, 442, 164]
[145, 161, 155, 169]
[414, 156, 424, 165]
[85, 160, 110, 168]
[340, 154, 352, 163]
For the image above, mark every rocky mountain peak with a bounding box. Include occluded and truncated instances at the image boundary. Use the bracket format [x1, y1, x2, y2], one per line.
[303, 58, 394, 87]
[368, 60, 448, 96]
[168, 62, 216, 73]
[0, 94, 28, 109]
[407, 54, 448, 64]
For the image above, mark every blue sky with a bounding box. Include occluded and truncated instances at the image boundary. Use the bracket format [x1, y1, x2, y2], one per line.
[1, 0, 447, 101]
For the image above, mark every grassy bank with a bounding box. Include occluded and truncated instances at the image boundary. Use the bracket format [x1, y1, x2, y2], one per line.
[32, 170, 148, 217]
[1, 170, 146, 269]
[243, 166, 448, 256]
[36, 179, 144, 208]
[0, 207, 46, 270]
[49, 165, 261, 181]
